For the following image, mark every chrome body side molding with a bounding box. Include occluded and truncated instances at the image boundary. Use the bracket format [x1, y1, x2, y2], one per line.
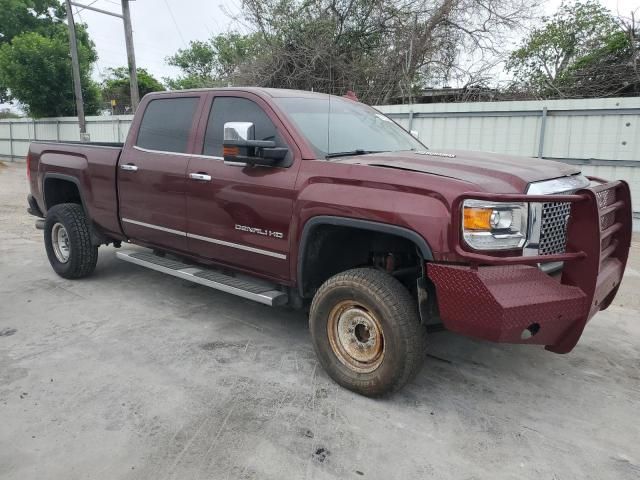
[120, 218, 286, 259]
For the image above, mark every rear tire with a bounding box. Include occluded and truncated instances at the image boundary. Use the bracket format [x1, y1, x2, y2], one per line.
[309, 268, 426, 396]
[44, 203, 98, 279]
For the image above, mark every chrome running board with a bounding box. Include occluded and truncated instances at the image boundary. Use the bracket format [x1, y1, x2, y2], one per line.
[116, 250, 288, 307]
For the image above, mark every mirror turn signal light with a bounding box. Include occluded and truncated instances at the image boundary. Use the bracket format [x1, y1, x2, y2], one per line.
[223, 146, 240, 156]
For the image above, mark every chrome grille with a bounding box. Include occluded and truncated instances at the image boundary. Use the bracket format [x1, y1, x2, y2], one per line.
[525, 175, 591, 264]
[539, 202, 571, 255]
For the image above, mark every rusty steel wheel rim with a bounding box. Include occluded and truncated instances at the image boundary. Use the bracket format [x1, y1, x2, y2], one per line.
[327, 300, 385, 373]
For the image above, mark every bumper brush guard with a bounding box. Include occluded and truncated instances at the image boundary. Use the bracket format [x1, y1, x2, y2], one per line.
[427, 178, 632, 353]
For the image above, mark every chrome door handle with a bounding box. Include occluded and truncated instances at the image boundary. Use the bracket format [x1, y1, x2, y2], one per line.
[120, 163, 138, 171]
[189, 173, 212, 181]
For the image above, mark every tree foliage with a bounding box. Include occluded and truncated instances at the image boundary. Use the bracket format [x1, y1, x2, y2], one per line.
[0, 0, 100, 116]
[165, 0, 539, 104]
[165, 33, 260, 90]
[0, 0, 65, 45]
[101, 67, 164, 112]
[507, 0, 639, 98]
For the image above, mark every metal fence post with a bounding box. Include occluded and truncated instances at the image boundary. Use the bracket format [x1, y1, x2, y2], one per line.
[537, 107, 548, 159]
[56, 120, 60, 142]
[8, 121, 14, 162]
[408, 110, 414, 131]
[116, 118, 121, 142]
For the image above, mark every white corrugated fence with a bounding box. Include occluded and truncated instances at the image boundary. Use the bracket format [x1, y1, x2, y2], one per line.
[0, 115, 133, 160]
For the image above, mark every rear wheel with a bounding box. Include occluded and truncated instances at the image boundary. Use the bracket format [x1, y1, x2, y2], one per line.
[309, 268, 426, 396]
[44, 203, 98, 279]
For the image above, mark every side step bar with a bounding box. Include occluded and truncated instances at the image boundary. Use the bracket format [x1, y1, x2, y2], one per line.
[116, 250, 288, 307]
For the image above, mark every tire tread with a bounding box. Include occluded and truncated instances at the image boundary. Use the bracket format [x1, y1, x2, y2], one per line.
[310, 268, 426, 396]
[44, 203, 98, 279]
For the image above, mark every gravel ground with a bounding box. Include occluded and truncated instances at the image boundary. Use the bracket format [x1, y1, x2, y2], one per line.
[1, 161, 639, 480]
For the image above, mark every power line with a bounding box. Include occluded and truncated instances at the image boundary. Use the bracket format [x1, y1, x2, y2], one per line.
[74, 0, 99, 14]
[162, 0, 187, 46]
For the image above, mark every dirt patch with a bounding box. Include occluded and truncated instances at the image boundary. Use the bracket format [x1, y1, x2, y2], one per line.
[0, 328, 17, 337]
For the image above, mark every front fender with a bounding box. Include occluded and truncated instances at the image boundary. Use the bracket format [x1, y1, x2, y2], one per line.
[291, 179, 452, 288]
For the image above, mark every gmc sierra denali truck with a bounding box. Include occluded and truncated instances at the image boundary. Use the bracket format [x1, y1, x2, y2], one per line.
[26, 88, 632, 396]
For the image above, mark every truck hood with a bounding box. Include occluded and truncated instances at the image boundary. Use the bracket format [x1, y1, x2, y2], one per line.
[333, 149, 581, 193]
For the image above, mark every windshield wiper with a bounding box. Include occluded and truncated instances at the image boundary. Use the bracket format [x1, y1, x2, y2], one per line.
[325, 149, 383, 159]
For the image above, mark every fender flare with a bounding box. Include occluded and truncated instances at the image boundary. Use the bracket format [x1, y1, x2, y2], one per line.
[297, 215, 434, 297]
[42, 173, 107, 245]
[42, 173, 89, 217]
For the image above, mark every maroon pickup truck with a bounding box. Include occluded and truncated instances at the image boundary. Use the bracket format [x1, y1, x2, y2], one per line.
[26, 88, 632, 396]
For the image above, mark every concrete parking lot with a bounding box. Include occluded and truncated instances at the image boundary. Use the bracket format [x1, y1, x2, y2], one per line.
[1, 161, 639, 479]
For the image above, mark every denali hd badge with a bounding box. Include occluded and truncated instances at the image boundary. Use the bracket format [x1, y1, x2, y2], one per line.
[235, 224, 284, 239]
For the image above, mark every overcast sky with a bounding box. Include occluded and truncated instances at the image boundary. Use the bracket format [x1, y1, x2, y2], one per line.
[74, 0, 241, 82]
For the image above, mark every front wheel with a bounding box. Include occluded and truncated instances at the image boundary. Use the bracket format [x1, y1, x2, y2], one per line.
[309, 268, 426, 396]
[44, 203, 98, 279]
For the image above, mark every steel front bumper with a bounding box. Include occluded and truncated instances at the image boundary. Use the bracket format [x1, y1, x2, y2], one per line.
[427, 179, 632, 353]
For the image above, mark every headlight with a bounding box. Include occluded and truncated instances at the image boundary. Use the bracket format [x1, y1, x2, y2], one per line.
[462, 200, 528, 250]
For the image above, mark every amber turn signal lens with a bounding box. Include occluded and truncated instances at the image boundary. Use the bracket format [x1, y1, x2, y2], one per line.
[223, 146, 239, 156]
[463, 207, 493, 231]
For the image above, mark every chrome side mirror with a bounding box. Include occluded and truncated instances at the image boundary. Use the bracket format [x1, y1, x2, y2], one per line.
[410, 129, 420, 139]
[224, 122, 255, 142]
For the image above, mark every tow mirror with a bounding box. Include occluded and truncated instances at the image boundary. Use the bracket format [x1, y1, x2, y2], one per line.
[223, 121, 288, 167]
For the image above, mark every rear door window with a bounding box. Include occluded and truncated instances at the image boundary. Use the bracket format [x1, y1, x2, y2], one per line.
[136, 97, 199, 153]
[203, 97, 284, 157]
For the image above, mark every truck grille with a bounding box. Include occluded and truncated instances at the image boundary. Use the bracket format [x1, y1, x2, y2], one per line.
[539, 202, 571, 255]
[538, 187, 618, 256]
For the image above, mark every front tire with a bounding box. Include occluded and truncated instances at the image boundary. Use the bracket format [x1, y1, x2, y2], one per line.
[309, 268, 426, 396]
[44, 203, 98, 279]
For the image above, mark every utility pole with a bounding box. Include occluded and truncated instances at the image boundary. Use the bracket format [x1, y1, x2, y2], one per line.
[69, 1, 140, 113]
[121, 0, 139, 111]
[64, 0, 87, 138]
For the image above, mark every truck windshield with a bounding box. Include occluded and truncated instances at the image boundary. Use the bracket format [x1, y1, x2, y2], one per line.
[274, 96, 425, 158]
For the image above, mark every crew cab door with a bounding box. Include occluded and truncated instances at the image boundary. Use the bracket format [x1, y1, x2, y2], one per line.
[118, 94, 205, 252]
[186, 93, 300, 282]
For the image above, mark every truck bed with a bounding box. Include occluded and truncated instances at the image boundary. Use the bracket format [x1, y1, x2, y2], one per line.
[28, 141, 124, 238]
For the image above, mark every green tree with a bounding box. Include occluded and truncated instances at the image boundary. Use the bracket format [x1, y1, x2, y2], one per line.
[0, 24, 100, 117]
[101, 67, 164, 112]
[165, 33, 261, 89]
[0, 0, 65, 45]
[167, 40, 216, 78]
[1, 0, 65, 103]
[164, 75, 221, 90]
[506, 0, 631, 97]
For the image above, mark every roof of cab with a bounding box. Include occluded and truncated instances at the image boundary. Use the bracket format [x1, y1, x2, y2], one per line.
[146, 87, 331, 100]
